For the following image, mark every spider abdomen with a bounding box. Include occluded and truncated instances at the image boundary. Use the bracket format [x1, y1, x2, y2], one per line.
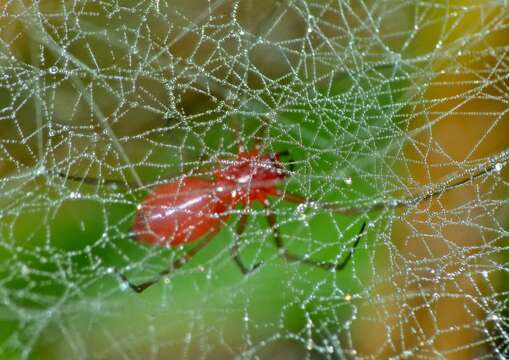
[132, 178, 231, 246]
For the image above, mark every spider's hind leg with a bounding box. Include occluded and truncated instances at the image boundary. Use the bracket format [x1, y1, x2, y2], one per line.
[264, 199, 366, 271]
[118, 229, 219, 293]
[231, 213, 262, 274]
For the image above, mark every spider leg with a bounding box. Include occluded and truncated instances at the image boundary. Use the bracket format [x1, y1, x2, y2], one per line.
[231, 213, 261, 274]
[280, 191, 377, 216]
[333, 221, 366, 271]
[118, 229, 219, 293]
[263, 200, 365, 271]
[280, 156, 503, 216]
[52, 171, 132, 187]
[52, 169, 182, 190]
[228, 2, 286, 153]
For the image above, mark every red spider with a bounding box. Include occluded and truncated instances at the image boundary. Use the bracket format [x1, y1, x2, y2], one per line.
[57, 144, 366, 293]
[123, 146, 367, 292]
[56, 143, 498, 293]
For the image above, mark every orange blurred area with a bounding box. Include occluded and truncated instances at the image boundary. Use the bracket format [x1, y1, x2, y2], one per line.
[354, 3, 509, 359]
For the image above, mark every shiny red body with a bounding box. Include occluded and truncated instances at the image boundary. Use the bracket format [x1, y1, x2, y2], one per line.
[132, 149, 287, 246]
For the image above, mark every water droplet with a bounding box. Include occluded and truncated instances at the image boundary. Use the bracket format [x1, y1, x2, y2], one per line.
[306, 339, 313, 350]
[401, 350, 413, 359]
[344, 293, 352, 301]
[494, 163, 503, 172]
[106, 267, 114, 274]
[120, 282, 129, 291]
[69, 192, 81, 199]
[296, 203, 307, 213]
[163, 276, 170, 284]
[34, 166, 45, 176]
[344, 177, 352, 185]
[107, 182, 119, 191]
[48, 66, 58, 74]
[21, 265, 29, 275]
[488, 313, 499, 321]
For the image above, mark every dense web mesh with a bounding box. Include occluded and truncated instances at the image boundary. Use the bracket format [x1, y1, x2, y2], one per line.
[1, 0, 509, 358]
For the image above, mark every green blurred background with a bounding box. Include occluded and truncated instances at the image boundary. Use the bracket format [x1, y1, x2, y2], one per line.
[1, 1, 508, 359]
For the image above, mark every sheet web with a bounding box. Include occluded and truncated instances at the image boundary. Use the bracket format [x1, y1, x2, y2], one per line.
[0, 0, 509, 358]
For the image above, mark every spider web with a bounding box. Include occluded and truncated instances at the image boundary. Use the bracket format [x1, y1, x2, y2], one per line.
[1, 0, 509, 358]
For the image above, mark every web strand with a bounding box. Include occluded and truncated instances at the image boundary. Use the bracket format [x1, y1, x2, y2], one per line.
[0, 1, 508, 359]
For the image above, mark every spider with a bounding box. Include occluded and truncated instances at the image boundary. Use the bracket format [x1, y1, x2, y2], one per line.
[54, 138, 500, 293]
[57, 142, 368, 292]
